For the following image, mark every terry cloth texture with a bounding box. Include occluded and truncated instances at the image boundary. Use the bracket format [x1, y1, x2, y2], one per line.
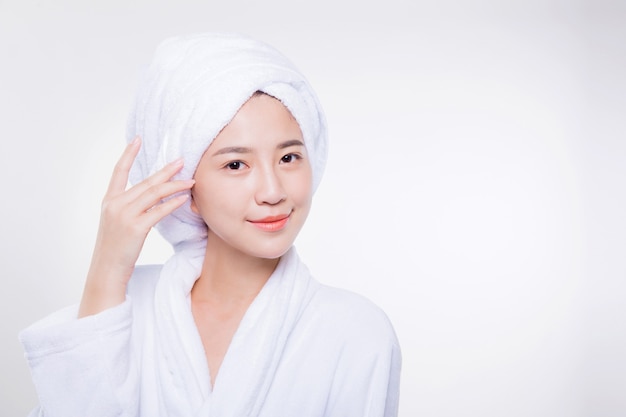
[20, 249, 402, 417]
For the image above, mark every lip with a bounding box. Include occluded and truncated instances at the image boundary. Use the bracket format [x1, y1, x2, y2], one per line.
[248, 213, 291, 232]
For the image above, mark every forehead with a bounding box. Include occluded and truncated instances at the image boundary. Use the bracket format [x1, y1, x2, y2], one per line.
[210, 93, 303, 149]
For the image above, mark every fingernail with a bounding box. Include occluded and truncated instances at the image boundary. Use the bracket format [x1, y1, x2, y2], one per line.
[130, 136, 140, 146]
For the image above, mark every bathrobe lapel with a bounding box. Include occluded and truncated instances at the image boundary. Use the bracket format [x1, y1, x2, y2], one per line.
[153, 246, 319, 417]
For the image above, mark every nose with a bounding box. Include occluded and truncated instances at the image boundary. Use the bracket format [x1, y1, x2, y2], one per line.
[254, 164, 287, 205]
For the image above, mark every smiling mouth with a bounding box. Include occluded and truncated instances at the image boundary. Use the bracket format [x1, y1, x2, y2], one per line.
[248, 214, 291, 232]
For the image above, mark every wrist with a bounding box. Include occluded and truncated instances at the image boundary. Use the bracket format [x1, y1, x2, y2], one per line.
[78, 265, 131, 318]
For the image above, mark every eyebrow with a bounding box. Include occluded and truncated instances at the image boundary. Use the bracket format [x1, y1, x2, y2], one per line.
[212, 139, 305, 156]
[277, 139, 305, 149]
[212, 146, 252, 156]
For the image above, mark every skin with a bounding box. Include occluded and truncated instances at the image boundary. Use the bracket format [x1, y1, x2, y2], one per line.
[78, 93, 313, 389]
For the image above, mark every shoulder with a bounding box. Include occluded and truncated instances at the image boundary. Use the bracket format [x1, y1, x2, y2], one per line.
[307, 284, 399, 350]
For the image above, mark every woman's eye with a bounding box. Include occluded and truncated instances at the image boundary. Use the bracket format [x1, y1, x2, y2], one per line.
[281, 153, 300, 163]
[226, 161, 245, 170]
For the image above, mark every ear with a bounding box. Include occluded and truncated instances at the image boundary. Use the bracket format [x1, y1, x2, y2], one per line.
[189, 192, 199, 214]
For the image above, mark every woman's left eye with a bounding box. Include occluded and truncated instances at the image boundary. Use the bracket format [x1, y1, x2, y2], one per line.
[226, 161, 246, 170]
[280, 153, 300, 163]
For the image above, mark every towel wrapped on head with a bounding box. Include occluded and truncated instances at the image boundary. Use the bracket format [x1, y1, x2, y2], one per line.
[126, 33, 328, 251]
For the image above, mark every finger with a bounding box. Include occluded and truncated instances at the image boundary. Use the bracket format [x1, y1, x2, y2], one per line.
[126, 179, 195, 215]
[139, 193, 191, 228]
[107, 136, 141, 195]
[121, 157, 185, 203]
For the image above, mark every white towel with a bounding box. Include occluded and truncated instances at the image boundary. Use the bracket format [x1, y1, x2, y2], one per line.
[126, 33, 328, 251]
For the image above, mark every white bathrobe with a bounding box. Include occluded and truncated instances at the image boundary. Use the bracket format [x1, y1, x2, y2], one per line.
[20, 247, 401, 417]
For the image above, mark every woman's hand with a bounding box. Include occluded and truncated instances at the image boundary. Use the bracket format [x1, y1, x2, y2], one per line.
[78, 137, 194, 317]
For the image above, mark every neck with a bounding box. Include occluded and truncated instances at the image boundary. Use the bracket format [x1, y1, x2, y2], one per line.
[191, 235, 280, 307]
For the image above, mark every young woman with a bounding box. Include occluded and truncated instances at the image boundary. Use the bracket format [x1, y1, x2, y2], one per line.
[20, 33, 401, 417]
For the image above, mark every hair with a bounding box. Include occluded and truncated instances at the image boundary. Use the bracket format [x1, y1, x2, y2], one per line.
[250, 90, 297, 122]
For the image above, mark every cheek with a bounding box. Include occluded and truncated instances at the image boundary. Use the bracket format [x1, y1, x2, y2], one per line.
[197, 176, 258, 220]
[193, 179, 234, 216]
[287, 172, 313, 208]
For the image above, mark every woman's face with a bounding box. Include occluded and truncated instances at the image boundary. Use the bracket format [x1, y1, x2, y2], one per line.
[191, 93, 313, 260]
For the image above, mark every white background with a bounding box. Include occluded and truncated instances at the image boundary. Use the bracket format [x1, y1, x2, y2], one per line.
[1, 1, 625, 416]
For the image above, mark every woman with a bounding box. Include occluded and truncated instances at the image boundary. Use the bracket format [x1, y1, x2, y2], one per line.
[20, 33, 401, 417]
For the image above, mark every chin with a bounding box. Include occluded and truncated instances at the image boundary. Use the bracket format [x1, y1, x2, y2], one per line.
[247, 239, 294, 260]
[252, 247, 291, 260]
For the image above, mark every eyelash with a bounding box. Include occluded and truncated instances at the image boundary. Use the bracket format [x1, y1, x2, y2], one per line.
[223, 153, 302, 170]
[280, 153, 302, 164]
[225, 161, 247, 170]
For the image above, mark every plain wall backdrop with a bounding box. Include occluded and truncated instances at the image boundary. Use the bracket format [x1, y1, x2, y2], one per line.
[1, 1, 625, 416]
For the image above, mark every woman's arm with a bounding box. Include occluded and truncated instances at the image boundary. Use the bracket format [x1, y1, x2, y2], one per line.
[21, 138, 194, 416]
[78, 136, 193, 317]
